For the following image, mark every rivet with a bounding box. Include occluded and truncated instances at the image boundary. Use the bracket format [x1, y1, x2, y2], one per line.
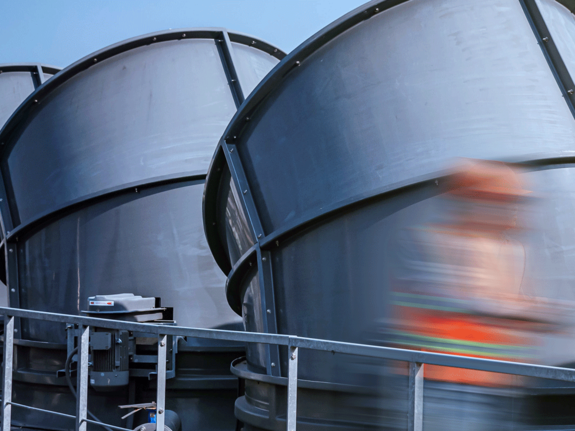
[14, 329, 17, 333]
[0, 198, 2, 202]
[274, 49, 278, 53]
[257, 234, 262, 239]
[375, 7, 379, 12]
[568, 89, 574, 95]
[295, 61, 301, 66]
[135, 187, 138, 193]
[153, 37, 157, 42]
[249, 262, 252, 266]
[182, 33, 186, 38]
[9, 249, 12, 253]
[33, 99, 38, 103]
[542, 37, 549, 42]
[7, 231, 10, 235]
[10, 289, 15, 293]
[243, 190, 247, 194]
[291, 354, 296, 360]
[233, 136, 237, 139]
[230, 148, 234, 153]
[262, 257, 266, 261]
[267, 309, 271, 314]
[271, 362, 276, 367]
[246, 117, 250, 121]
[435, 180, 439, 186]
[276, 240, 279, 247]
[93, 58, 98, 63]
[160, 341, 165, 347]
[212, 222, 216, 226]
[251, 41, 256, 45]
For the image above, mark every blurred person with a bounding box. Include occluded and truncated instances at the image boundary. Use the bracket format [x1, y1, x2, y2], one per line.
[380, 160, 559, 430]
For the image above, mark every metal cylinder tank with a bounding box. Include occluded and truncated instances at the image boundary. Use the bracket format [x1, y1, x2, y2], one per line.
[0, 64, 60, 307]
[0, 29, 284, 430]
[204, 1, 575, 429]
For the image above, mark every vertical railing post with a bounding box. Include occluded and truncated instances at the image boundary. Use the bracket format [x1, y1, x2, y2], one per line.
[2, 315, 14, 431]
[76, 325, 89, 431]
[156, 334, 167, 431]
[287, 344, 298, 431]
[408, 362, 424, 431]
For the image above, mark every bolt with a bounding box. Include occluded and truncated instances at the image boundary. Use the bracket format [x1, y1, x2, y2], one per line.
[182, 33, 186, 38]
[14, 329, 17, 333]
[291, 354, 296, 360]
[267, 309, 271, 314]
[230, 148, 234, 153]
[93, 58, 98, 63]
[246, 117, 250, 121]
[243, 190, 248, 194]
[257, 234, 262, 239]
[116, 339, 122, 344]
[160, 341, 166, 347]
[158, 409, 164, 414]
[10, 289, 15, 293]
[9, 249, 12, 253]
[0, 198, 3, 201]
[295, 61, 301, 66]
[274, 49, 278, 53]
[135, 187, 138, 193]
[212, 222, 216, 226]
[153, 37, 157, 42]
[543, 37, 549, 42]
[569, 89, 574, 95]
[7, 231, 10, 235]
[375, 7, 379, 12]
[271, 362, 276, 367]
[435, 180, 439, 186]
[252, 41, 256, 45]
[276, 241, 279, 247]
[262, 257, 267, 261]
[33, 99, 38, 103]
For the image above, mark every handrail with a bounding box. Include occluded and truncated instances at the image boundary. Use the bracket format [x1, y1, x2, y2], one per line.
[1, 306, 574, 431]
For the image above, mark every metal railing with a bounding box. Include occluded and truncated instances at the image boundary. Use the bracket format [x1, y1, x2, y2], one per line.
[1, 306, 575, 431]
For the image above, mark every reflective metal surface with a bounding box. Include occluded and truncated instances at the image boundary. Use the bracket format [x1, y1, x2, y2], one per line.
[203, 1, 575, 429]
[0, 29, 284, 431]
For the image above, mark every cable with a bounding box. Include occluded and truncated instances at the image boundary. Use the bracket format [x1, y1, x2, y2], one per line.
[65, 347, 115, 431]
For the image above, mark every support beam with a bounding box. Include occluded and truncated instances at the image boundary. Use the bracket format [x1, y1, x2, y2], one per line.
[156, 334, 167, 431]
[76, 325, 89, 431]
[287, 345, 298, 431]
[408, 362, 424, 431]
[2, 316, 14, 431]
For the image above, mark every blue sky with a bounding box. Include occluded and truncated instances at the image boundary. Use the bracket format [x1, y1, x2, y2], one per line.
[0, 1, 368, 68]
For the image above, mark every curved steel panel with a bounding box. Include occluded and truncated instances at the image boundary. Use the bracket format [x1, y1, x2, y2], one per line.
[19, 180, 241, 342]
[0, 64, 60, 140]
[1, 29, 284, 228]
[0, 30, 285, 431]
[0, 72, 35, 129]
[203, 0, 575, 429]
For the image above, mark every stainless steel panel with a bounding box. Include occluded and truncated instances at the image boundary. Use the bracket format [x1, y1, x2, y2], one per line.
[537, 0, 575, 81]
[8, 40, 236, 225]
[237, 0, 575, 233]
[232, 42, 280, 98]
[19, 181, 241, 343]
[0, 72, 34, 129]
